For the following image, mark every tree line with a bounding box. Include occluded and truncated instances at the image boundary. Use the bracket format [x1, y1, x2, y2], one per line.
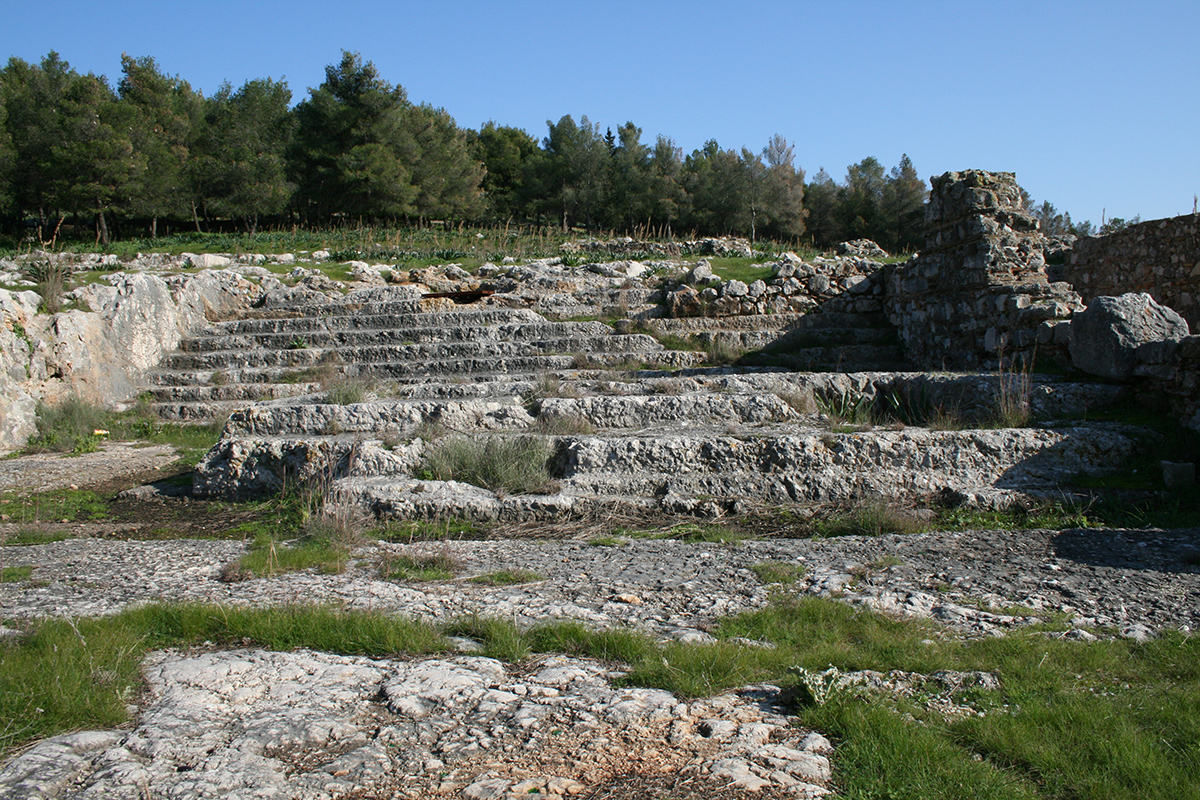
[1, 49, 1088, 252]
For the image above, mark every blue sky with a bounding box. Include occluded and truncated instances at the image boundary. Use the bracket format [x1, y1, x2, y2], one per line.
[4, 0, 1197, 226]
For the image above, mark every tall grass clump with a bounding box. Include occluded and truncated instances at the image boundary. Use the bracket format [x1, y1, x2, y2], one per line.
[24, 396, 112, 454]
[25, 260, 70, 315]
[994, 356, 1033, 428]
[422, 435, 555, 495]
[811, 497, 927, 538]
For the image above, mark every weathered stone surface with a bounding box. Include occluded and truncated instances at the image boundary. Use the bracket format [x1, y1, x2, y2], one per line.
[0, 289, 41, 449]
[1069, 293, 1190, 380]
[1, 270, 261, 450]
[0, 650, 833, 799]
[837, 239, 889, 259]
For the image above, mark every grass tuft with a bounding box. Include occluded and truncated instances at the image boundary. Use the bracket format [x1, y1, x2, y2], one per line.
[812, 498, 925, 538]
[0, 565, 33, 582]
[378, 551, 458, 582]
[422, 435, 556, 496]
[0, 489, 108, 524]
[749, 560, 805, 585]
[469, 569, 544, 586]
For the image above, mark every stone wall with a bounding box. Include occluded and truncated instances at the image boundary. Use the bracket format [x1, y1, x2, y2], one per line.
[664, 252, 886, 319]
[1061, 215, 1200, 329]
[883, 170, 1082, 368]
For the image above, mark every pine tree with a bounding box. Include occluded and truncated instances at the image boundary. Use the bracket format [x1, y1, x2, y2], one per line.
[118, 54, 200, 237]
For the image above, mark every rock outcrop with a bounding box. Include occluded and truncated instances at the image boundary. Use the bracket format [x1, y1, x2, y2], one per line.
[0, 269, 261, 450]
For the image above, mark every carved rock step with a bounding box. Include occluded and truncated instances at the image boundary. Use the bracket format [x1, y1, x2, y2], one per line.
[159, 333, 668, 371]
[153, 351, 702, 392]
[144, 382, 321, 403]
[187, 317, 609, 350]
[318, 424, 1139, 521]
[739, 343, 910, 372]
[210, 305, 537, 334]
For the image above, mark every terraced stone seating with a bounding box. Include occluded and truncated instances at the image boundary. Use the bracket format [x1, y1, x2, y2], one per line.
[175, 283, 1136, 522]
[149, 292, 703, 423]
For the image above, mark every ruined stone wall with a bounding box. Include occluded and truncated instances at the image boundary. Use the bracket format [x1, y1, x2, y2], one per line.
[1062, 215, 1200, 329]
[884, 170, 1082, 368]
[664, 252, 886, 319]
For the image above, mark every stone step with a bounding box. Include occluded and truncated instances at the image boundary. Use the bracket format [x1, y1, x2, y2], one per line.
[181, 320, 617, 353]
[145, 382, 322, 402]
[297, 423, 1138, 521]
[158, 334, 668, 371]
[738, 344, 911, 372]
[202, 308, 564, 338]
[154, 399, 255, 422]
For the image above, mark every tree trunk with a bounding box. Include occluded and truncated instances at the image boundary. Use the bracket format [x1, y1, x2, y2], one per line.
[96, 211, 110, 246]
[151, 216, 158, 239]
[192, 200, 202, 233]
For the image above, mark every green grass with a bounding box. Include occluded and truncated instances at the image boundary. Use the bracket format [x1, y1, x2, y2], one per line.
[936, 503, 1094, 532]
[469, 569, 544, 586]
[442, 615, 531, 663]
[378, 552, 458, 582]
[0, 527, 73, 546]
[0, 603, 448, 757]
[21, 394, 225, 466]
[705, 256, 776, 285]
[0, 489, 108, 524]
[228, 530, 350, 579]
[0, 565, 32, 582]
[422, 435, 556, 495]
[0, 596, 1196, 797]
[627, 522, 750, 544]
[811, 498, 926, 538]
[749, 560, 805, 585]
[325, 379, 367, 405]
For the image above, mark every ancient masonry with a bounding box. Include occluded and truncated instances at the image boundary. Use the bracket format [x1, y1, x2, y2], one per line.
[884, 170, 1082, 369]
[1062, 214, 1200, 329]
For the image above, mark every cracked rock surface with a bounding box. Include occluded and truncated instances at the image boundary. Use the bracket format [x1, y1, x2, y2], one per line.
[0, 650, 832, 799]
[2, 528, 1198, 637]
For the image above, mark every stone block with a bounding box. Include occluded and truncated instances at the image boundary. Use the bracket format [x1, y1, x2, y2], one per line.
[1070, 293, 1190, 381]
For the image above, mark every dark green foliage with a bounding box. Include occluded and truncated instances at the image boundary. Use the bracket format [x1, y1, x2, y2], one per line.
[118, 55, 202, 236]
[12, 48, 1145, 248]
[193, 77, 294, 233]
[289, 51, 483, 225]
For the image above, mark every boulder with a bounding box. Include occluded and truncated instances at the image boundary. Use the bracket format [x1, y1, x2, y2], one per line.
[1069, 293, 1190, 380]
[666, 286, 703, 318]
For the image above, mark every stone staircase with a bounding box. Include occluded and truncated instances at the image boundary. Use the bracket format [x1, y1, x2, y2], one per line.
[147, 297, 703, 423]
[155, 284, 1137, 524]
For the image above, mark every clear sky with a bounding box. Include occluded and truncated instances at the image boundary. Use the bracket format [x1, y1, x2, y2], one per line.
[4, 0, 1197, 227]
